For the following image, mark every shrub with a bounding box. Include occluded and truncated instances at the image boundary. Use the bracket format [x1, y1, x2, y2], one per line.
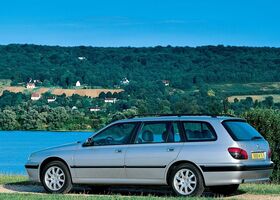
[242, 109, 280, 183]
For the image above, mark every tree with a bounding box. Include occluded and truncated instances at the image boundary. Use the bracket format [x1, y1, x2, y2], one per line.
[243, 109, 280, 183]
[0, 109, 19, 130]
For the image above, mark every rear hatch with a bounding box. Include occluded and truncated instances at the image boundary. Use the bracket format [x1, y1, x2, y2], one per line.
[222, 120, 271, 163]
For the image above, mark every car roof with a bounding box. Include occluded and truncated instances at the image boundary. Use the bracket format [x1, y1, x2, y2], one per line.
[116, 115, 244, 123]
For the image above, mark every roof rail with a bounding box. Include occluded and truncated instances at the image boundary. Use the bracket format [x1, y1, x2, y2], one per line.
[129, 113, 235, 118]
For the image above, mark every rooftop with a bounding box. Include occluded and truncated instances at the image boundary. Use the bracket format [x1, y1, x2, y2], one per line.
[116, 114, 243, 123]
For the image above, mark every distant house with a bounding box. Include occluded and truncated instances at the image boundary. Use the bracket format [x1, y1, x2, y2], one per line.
[72, 106, 78, 110]
[33, 79, 42, 83]
[26, 83, 35, 89]
[47, 97, 56, 103]
[162, 80, 170, 86]
[89, 106, 101, 112]
[120, 77, 130, 85]
[76, 81, 81, 87]
[31, 93, 41, 101]
[104, 98, 117, 103]
[78, 56, 86, 60]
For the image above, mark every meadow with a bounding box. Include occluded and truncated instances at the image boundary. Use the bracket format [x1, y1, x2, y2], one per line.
[0, 175, 280, 200]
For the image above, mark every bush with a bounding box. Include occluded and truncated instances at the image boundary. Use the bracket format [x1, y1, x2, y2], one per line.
[242, 109, 280, 183]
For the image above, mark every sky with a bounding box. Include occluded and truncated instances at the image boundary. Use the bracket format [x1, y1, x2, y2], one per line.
[0, 0, 279, 47]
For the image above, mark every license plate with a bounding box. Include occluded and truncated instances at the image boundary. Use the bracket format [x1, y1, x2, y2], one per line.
[251, 152, 265, 160]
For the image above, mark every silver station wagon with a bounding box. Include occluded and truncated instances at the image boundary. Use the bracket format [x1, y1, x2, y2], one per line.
[25, 115, 273, 196]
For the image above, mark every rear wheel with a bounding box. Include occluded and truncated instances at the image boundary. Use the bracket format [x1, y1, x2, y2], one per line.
[169, 163, 205, 196]
[209, 184, 239, 196]
[41, 161, 72, 193]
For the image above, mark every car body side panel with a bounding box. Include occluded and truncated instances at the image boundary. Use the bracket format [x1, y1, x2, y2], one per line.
[125, 143, 183, 183]
[72, 144, 127, 183]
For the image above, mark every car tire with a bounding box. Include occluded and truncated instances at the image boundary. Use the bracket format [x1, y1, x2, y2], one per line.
[209, 184, 239, 196]
[41, 161, 72, 194]
[169, 163, 205, 196]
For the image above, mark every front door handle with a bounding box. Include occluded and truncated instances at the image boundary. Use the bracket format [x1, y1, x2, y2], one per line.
[115, 149, 122, 153]
[167, 147, 175, 152]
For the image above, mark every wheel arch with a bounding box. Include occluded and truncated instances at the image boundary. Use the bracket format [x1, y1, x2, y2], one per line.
[166, 160, 205, 186]
[39, 157, 73, 183]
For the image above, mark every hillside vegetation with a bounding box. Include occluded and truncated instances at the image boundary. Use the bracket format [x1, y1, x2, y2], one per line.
[1, 44, 280, 88]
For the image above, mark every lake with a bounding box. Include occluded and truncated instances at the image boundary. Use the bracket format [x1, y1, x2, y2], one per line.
[0, 131, 93, 174]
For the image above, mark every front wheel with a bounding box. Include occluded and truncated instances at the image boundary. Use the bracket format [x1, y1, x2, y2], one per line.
[169, 163, 205, 196]
[41, 161, 72, 193]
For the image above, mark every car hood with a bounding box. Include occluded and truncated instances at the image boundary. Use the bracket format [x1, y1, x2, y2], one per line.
[33, 142, 81, 155]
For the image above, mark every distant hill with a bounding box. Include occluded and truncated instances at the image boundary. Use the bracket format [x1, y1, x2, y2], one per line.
[0, 44, 280, 89]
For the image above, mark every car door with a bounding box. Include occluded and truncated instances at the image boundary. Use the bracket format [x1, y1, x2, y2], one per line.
[73, 122, 138, 183]
[125, 121, 184, 182]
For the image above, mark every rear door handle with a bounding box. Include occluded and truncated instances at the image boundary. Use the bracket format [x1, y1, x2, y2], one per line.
[115, 149, 122, 153]
[167, 147, 175, 152]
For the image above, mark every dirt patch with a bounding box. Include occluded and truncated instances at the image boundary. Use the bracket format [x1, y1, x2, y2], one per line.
[225, 194, 280, 200]
[1, 86, 124, 98]
[51, 88, 123, 98]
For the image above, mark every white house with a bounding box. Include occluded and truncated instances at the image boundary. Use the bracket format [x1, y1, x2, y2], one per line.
[26, 83, 36, 89]
[76, 81, 81, 87]
[120, 77, 130, 85]
[31, 93, 41, 101]
[89, 106, 101, 112]
[162, 80, 170, 86]
[47, 97, 56, 103]
[104, 98, 117, 103]
[78, 56, 86, 60]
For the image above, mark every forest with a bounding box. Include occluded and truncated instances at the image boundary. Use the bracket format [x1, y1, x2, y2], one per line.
[1, 44, 280, 88]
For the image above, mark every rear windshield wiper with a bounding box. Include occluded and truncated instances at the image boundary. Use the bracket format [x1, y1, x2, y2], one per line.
[251, 136, 263, 140]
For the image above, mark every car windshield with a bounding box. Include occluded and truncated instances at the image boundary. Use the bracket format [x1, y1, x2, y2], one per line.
[222, 121, 264, 141]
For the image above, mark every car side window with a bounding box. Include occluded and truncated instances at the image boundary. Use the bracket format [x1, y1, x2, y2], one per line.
[135, 122, 182, 144]
[183, 121, 216, 141]
[93, 123, 136, 146]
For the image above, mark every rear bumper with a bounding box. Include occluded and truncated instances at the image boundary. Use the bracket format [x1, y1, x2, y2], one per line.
[201, 163, 273, 186]
[25, 163, 40, 182]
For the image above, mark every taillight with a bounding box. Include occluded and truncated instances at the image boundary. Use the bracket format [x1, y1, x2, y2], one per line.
[268, 148, 272, 159]
[228, 147, 248, 160]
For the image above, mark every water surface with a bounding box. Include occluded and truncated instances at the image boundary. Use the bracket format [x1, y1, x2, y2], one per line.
[0, 131, 92, 174]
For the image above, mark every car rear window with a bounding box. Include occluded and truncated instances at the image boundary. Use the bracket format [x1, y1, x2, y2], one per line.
[222, 120, 264, 141]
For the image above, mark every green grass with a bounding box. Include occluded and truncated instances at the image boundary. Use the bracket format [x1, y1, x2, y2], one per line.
[0, 193, 214, 200]
[1, 175, 280, 199]
[239, 183, 280, 195]
[208, 82, 280, 96]
[0, 174, 28, 185]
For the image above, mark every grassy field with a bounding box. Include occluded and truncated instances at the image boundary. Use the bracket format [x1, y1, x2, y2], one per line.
[1, 175, 280, 199]
[209, 82, 280, 95]
[0, 175, 28, 185]
[0, 193, 215, 200]
[227, 94, 280, 103]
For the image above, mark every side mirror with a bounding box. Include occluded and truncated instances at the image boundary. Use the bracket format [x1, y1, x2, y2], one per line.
[82, 137, 93, 147]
